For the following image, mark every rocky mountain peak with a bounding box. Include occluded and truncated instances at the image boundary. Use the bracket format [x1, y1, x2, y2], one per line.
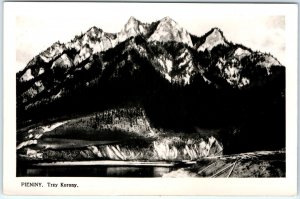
[86, 26, 103, 36]
[197, 27, 228, 52]
[39, 41, 66, 63]
[233, 47, 251, 59]
[128, 16, 139, 23]
[148, 17, 193, 47]
[118, 16, 148, 43]
[160, 16, 177, 25]
[124, 16, 141, 30]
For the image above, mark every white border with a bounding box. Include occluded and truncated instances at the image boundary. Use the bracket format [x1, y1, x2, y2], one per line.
[3, 2, 298, 196]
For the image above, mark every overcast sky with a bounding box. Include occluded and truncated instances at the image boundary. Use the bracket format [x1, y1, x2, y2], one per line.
[16, 3, 285, 72]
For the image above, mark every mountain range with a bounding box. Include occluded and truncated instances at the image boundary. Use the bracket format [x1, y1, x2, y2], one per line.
[16, 17, 285, 153]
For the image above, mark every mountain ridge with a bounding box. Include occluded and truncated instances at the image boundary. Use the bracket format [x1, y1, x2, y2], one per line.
[16, 16, 284, 108]
[17, 17, 285, 138]
[18, 16, 282, 81]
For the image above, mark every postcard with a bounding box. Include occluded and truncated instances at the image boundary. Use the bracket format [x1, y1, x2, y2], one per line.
[3, 2, 298, 196]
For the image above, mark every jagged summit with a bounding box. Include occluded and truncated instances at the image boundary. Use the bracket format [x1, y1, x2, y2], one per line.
[196, 27, 228, 52]
[66, 25, 118, 62]
[116, 16, 193, 47]
[161, 16, 176, 23]
[88, 26, 102, 32]
[84, 26, 104, 38]
[39, 41, 66, 64]
[118, 16, 148, 43]
[128, 16, 139, 23]
[148, 16, 193, 47]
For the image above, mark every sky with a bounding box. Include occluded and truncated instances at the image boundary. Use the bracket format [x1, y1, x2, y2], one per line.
[16, 3, 285, 72]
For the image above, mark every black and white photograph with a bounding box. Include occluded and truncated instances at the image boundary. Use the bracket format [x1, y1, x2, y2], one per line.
[3, 2, 298, 195]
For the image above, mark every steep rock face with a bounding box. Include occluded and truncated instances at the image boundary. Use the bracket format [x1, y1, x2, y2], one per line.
[218, 57, 250, 88]
[51, 53, 74, 69]
[173, 49, 197, 84]
[118, 17, 149, 43]
[150, 44, 198, 85]
[204, 43, 283, 89]
[20, 68, 34, 82]
[66, 26, 117, 53]
[73, 44, 93, 66]
[196, 28, 228, 52]
[21, 80, 45, 104]
[19, 42, 66, 83]
[149, 17, 193, 47]
[39, 42, 66, 63]
[67, 27, 117, 66]
[233, 47, 251, 59]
